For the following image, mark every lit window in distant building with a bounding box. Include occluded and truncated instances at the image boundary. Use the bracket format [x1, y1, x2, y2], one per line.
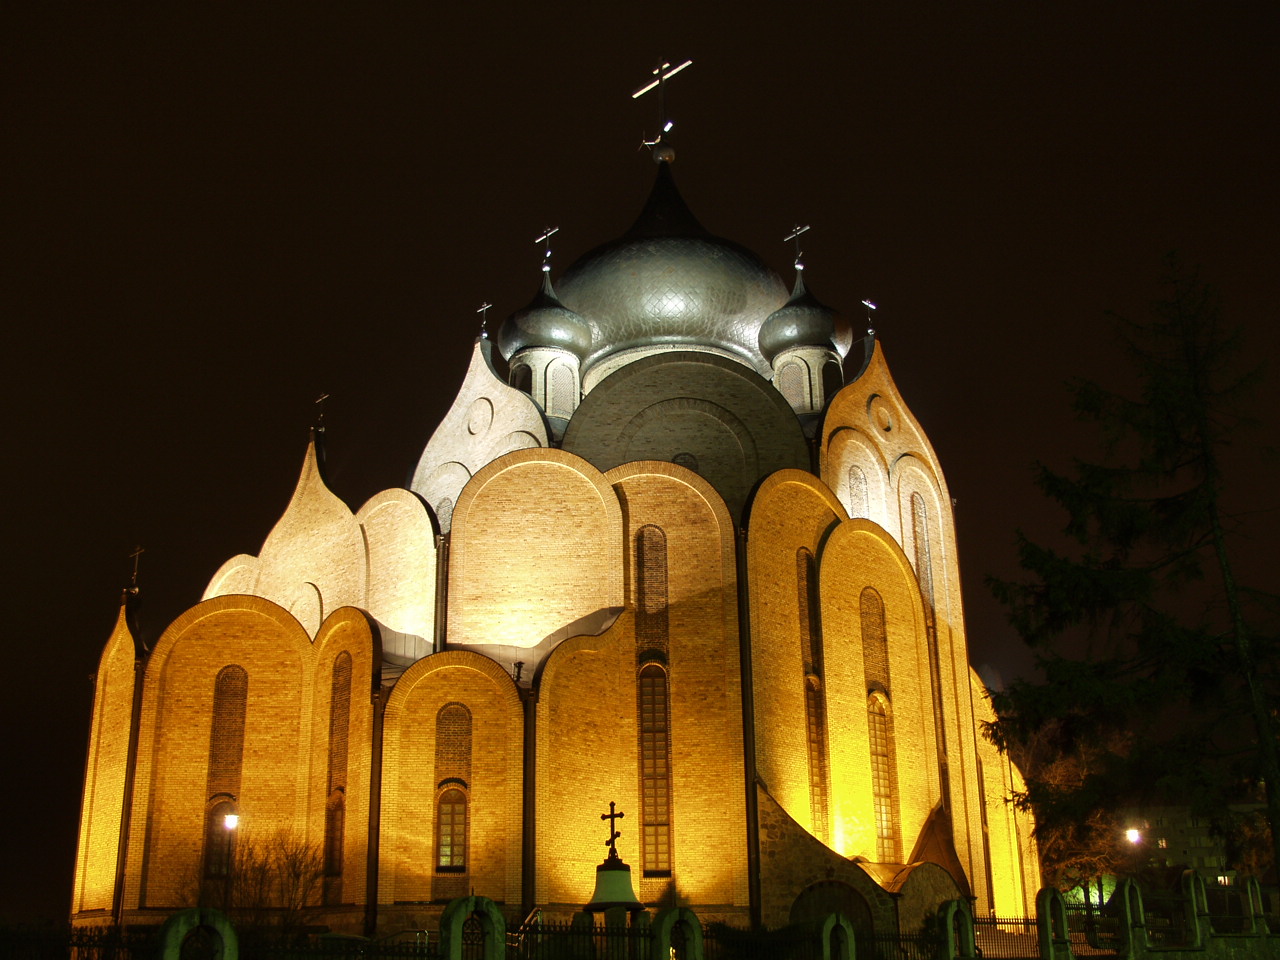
[1157, 837, 1167, 849]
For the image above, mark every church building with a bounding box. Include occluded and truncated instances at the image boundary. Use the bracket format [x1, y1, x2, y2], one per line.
[72, 147, 1038, 936]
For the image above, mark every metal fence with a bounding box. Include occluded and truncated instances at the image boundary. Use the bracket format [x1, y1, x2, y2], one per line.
[3, 923, 946, 960]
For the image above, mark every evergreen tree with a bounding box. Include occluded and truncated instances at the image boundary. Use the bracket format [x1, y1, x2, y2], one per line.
[986, 258, 1279, 888]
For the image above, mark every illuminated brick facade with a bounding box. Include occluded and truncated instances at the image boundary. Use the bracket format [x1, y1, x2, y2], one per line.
[73, 161, 1038, 935]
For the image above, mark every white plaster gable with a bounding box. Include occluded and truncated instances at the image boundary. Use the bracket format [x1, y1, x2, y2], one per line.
[202, 440, 438, 656]
[409, 338, 548, 531]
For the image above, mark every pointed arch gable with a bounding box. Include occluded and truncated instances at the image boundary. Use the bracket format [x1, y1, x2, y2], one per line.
[823, 426, 891, 529]
[74, 603, 142, 914]
[816, 518, 935, 861]
[746, 470, 847, 839]
[448, 447, 623, 650]
[355, 488, 437, 644]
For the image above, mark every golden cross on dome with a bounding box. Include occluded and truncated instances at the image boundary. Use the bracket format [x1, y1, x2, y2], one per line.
[477, 302, 492, 339]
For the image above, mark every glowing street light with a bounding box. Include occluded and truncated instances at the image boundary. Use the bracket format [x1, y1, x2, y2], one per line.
[224, 812, 239, 830]
[1126, 828, 1141, 844]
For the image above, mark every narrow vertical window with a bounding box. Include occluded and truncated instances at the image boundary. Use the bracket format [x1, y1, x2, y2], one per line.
[323, 653, 351, 903]
[434, 703, 472, 881]
[436, 788, 468, 871]
[636, 525, 669, 655]
[798, 548, 829, 843]
[639, 664, 672, 875]
[203, 666, 247, 889]
[846, 465, 868, 519]
[868, 696, 901, 862]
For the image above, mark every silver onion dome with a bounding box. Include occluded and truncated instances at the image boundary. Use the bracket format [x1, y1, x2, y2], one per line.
[497, 270, 592, 359]
[758, 270, 853, 364]
[554, 163, 789, 376]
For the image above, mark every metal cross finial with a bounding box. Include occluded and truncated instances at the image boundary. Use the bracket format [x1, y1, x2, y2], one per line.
[315, 393, 330, 432]
[477, 302, 492, 339]
[633, 58, 692, 156]
[535, 226, 560, 273]
[862, 299, 877, 337]
[601, 801, 625, 857]
[785, 224, 811, 271]
[128, 545, 145, 591]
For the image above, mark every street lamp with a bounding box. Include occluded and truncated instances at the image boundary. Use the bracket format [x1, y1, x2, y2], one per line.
[1125, 828, 1141, 844]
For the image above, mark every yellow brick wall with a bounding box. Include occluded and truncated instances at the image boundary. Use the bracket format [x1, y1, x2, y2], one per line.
[607, 462, 748, 914]
[380, 651, 522, 908]
[746, 470, 846, 837]
[309, 608, 381, 907]
[817, 519, 938, 860]
[448, 448, 623, 649]
[123, 596, 315, 911]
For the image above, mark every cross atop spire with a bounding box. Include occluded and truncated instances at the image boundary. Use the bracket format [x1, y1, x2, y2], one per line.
[127, 545, 144, 593]
[476, 302, 493, 339]
[632, 58, 692, 162]
[535, 226, 560, 273]
[785, 224, 811, 271]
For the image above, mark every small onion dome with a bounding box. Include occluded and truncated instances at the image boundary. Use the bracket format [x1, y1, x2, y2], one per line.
[497, 270, 592, 360]
[758, 270, 853, 364]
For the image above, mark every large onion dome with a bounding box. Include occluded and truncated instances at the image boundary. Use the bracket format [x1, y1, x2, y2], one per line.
[758, 270, 854, 364]
[497, 270, 592, 359]
[554, 163, 789, 376]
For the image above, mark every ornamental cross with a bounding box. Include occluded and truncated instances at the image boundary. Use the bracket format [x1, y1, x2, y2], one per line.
[315, 393, 330, 431]
[632, 58, 692, 147]
[601, 801, 625, 857]
[128, 545, 145, 590]
[535, 226, 560, 273]
[477, 302, 492, 339]
[784, 224, 810, 270]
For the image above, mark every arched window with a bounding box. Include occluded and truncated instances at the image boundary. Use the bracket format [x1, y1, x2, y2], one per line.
[777, 360, 808, 408]
[636, 525, 669, 655]
[436, 787, 468, 871]
[203, 666, 247, 891]
[846, 465, 868, 519]
[798, 548, 829, 843]
[510, 362, 532, 393]
[868, 695, 901, 862]
[324, 653, 352, 902]
[548, 360, 576, 419]
[434, 704, 472, 879]
[860, 587, 889, 693]
[639, 663, 672, 875]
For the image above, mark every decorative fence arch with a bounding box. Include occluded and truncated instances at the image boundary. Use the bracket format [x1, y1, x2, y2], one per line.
[158, 907, 238, 960]
[439, 895, 506, 960]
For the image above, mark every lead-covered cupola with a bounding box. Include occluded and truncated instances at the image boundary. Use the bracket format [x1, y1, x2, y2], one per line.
[760, 266, 854, 415]
[499, 269, 590, 438]
[551, 162, 791, 391]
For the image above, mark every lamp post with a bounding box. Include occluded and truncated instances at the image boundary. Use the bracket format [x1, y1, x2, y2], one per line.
[222, 804, 238, 911]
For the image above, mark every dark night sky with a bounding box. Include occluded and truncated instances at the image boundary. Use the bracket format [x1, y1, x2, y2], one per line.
[3, 3, 1276, 922]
